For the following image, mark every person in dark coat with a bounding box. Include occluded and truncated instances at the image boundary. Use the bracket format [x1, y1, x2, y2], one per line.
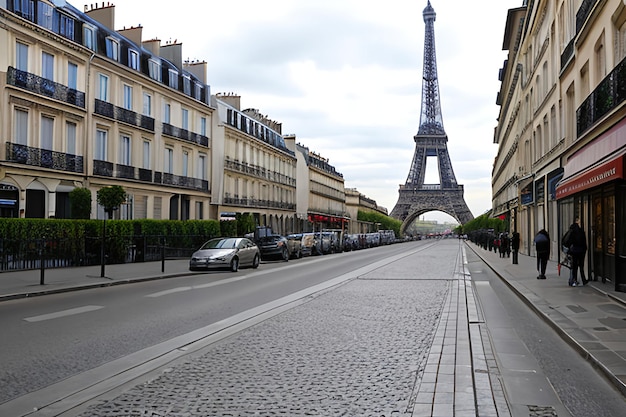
[533, 229, 550, 279]
[511, 231, 520, 264]
[564, 218, 588, 286]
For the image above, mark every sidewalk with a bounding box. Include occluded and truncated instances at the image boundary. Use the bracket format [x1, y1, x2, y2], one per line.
[1, 243, 625, 401]
[466, 241, 626, 397]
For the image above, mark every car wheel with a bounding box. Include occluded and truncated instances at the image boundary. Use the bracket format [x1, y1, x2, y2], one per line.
[252, 254, 260, 269]
[297, 249, 302, 259]
[230, 257, 239, 272]
[282, 248, 289, 261]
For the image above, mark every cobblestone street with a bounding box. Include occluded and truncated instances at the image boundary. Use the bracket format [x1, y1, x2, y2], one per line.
[80, 279, 448, 416]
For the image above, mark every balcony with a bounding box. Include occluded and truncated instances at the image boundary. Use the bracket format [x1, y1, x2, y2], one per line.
[577, 57, 626, 136]
[576, 0, 600, 33]
[156, 172, 209, 191]
[223, 196, 295, 210]
[6, 142, 83, 173]
[162, 123, 208, 147]
[94, 99, 155, 132]
[7, 67, 85, 108]
[224, 159, 296, 187]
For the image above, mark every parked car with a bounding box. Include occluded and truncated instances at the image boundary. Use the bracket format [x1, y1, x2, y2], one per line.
[285, 234, 303, 259]
[299, 233, 317, 256]
[256, 234, 290, 261]
[189, 237, 260, 272]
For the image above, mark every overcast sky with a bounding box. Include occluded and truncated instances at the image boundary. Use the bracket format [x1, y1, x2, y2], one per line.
[112, 0, 523, 223]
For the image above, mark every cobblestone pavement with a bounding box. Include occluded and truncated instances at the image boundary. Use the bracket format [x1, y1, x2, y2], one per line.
[73, 241, 507, 417]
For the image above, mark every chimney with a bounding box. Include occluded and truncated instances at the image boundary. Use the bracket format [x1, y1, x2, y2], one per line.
[160, 41, 183, 70]
[84, 2, 116, 32]
[118, 25, 143, 47]
[183, 60, 207, 84]
[216, 93, 241, 111]
[142, 38, 161, 57]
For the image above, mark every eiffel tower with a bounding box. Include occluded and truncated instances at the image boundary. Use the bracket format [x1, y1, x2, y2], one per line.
[391, 0, 474, 232]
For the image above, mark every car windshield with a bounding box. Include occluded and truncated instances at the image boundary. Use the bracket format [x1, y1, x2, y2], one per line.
[200, 238, 238, 250]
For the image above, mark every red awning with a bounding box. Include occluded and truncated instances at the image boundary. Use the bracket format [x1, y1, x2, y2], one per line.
[555, 153, 625, 199]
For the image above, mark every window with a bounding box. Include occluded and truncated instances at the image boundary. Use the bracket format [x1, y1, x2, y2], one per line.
[37, 2, 55, 31]
[163, 103, 171, 124]
[123, 85, 133, 110]
[14, 0, 34, 20]
[59, 14, 74, 40]
[14, 109, 28, 145]
[182, 150, 189, 176]
[105, 37, 119, 61]
[128, 49, 139, 70]
[143, 93, 152, 116]
[183, 75, 191, 95]
[197, 154, 207, 180]
[42, 52, 54, 80]
[164, 148, 173, 174]
[200, 117, 207, 136]
[182, 108, 189, 130]
[16, 41, 28, 71]
[83, 25, 95, 51]
[194, 83, 202, 101]
[66, 122, 76, 155]
[40, 116, 53, 150]
[142, 140, 151, 169]
[68, 62, 78, 90]
[120, 135, 131, 165]
[98, 73, 109, 101]
[168, 69, 178, 89]
[148, 59, 161, 81]
[95, 129, 108, 160]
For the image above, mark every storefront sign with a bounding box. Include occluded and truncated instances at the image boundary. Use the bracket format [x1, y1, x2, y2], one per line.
[556, 155, 624, 199]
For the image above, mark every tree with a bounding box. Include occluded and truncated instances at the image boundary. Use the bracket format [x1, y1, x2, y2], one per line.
[69, 187, 92, 219]
[97, 185, 126, 219]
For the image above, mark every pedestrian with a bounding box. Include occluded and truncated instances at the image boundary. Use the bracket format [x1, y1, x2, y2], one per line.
[533, 229, 550, 279]
[511, 231, 520, 264]
[563, 218, 588, 286]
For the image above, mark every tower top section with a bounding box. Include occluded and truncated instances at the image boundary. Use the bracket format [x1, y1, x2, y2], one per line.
[423, 0, 436, 22]
[417, 0, 446, 137]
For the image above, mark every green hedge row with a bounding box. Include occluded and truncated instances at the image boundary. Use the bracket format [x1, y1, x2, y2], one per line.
[0, 218, 223, 241]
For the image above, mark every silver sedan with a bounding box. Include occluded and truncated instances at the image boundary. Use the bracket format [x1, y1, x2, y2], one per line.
[189, 237, 260, 272]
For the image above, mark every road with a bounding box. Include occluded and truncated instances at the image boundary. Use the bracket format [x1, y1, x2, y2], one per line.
[0, 240, 436, 405]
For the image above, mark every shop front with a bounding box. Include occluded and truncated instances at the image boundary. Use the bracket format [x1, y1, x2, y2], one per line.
[556, 121, 626, 292]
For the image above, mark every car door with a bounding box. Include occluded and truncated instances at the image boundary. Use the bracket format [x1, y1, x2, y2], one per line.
[239, 239, 254, 266]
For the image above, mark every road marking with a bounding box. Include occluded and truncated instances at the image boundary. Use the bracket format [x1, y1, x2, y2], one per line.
[145, 275, 252, 298]
[24, 305, 104, 322]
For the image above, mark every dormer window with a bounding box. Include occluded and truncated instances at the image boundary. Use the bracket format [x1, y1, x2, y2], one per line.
[183, 75, 191, 95]
[148, 59, 161, 81]
[83, 25, 95, 51]
[105, 37, 119, 61]
[168, 69, 178, 89]
[37, 2, 55, 31]
[128, 49, 139, 70]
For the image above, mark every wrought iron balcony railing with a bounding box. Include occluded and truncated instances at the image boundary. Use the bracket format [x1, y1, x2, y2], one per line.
[222, 196, 295, 210]
[576, 57, 626, 136]
[94, 99, 155, 132]
[224, 159, 296, 187]
[6, 142, 83, 173]
[7, 67, 85, 108]
[162, 123, 209, 147]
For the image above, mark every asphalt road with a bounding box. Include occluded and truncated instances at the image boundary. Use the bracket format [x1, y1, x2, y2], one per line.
[0, 240, 436, 405]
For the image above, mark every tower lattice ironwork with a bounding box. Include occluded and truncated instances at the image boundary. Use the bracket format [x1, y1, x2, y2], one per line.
[390, 0, 474, 232]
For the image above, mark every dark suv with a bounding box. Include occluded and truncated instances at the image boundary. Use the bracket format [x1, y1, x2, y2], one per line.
[256, 234, 290, 261]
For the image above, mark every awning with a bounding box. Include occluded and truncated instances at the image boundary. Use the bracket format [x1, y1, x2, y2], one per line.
[555, 153, 625, 199]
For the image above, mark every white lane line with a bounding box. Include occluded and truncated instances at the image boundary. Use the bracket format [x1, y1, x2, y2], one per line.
[24, 305, 104, 323]
[145, 275, 251, 298]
